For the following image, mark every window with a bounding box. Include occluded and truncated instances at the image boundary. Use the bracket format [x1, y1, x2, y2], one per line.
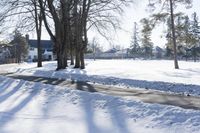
[48, 55, 52, 60]
[30, 47, 34, 51]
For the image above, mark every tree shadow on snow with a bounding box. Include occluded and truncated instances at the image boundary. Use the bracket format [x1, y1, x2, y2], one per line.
[0, 80, 41, 132]
[27, 68, 200, 96]
[77, 83, 131, 133]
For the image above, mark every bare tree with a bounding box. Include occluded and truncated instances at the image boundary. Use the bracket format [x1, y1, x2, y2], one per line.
[32, 0, 43, 67]
[0, 0, 44, 67]
[38, 0, 131, 70]
[39, 0, 72, 70]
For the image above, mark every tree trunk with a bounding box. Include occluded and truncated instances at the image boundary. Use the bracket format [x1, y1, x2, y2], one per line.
[37, 36, 42, 67]
[169, 0, 179, 69]
[56, 48, 62, 70]
[74, 49, 80, 68]
[80, 50, 85, 69]
[33, 0, 43, 67]
[63, 51, 68, 68]
[70, 51, 74, 65]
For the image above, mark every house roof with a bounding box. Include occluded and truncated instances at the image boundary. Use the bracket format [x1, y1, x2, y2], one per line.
[28, 40, 53, 50]
[104, 48, 119, 53]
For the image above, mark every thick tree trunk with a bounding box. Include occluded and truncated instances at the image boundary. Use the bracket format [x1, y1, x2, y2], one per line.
[169, 0, 179, 69]
[56, 31, 64, 70]
[56, 49, 62, 70]
[33, 0, 42, 67]
[70, 51, 74, 65]
[37, 36, 42, 67]
[74, 49, 80, 68]
[63, 51, 68, 68]
[80, 50, 85, 69]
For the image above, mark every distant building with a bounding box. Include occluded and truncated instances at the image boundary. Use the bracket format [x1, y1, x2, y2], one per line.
[26, 35, 54, 62]
[0, 44, 11, 64]
[85, 48, 129, 59]
[153, 46, 165, 59]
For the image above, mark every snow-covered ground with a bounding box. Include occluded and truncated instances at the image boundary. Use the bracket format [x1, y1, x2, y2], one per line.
[1, 60, 200, 96]
[0, 76, 200, 133]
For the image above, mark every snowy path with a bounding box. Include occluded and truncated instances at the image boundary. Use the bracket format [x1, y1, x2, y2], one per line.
[2, 73, 200, 110]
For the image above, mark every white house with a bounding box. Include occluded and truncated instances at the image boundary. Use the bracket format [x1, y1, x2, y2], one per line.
[26, 35, 54, 62]
[0, 45, 11, 63]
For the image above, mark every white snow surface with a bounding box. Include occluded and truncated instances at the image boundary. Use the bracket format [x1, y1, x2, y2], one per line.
[0, 76, 200, 133]
[1, 60, 200, 96]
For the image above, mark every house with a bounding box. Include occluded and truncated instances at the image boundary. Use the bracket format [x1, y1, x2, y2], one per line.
[26, 35, 54, 62]
[153, 46, 165, 59]
[0, 44, 11, 64]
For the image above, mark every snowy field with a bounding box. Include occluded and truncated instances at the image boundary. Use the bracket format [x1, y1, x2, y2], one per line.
[1, 60, 200, 96]
[0, 76, 200, 133]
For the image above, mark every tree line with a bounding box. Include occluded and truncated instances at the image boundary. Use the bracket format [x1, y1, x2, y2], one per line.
[130, 11, 200, 62]
[130, 0, 198, 69]
[0, 0, 195, 70]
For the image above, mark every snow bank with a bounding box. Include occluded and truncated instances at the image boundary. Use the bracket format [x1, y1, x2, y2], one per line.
[0, 76, 200, 133]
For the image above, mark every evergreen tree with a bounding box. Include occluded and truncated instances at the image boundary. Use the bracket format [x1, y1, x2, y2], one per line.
[141, 18, 153, 58]
[190, 12, 200, 62]
[10, 30, 28, 63]
[182, 15, 192, 61]
[183, 15, 191, 46]
[165, 18, 173, 58]
[175, 15, 186, 58]
[130, 22, 140, 58]
[147, 0, 192, 68]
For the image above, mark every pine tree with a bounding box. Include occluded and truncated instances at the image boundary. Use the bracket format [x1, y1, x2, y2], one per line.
[183, 15, 191, 45]
[10, 30, 28, 63]
[182, 15, 192, 61]
[140, 18, 153, 58]
[175, 15, 187, 57]
[190, 12, 200, 62]
[130, 22, 140, 58]
[147, 0, 192, 68]
[165, 18, 173, 58]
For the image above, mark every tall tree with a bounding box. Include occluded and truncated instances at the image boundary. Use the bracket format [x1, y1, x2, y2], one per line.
[147, 0, 192, 69]
[38, 0, 131, 70]
[130, 22, 140, 58]
[183, 15, 191, 45]
[39, 0, 72, 70]
[165, 17, 173, 58]
[169, 0, 179, 68]
[140, 18, 153, 58]
[10, 30, 28, 63]
[190, 12, 200, 62]
[32, 0, 43, 67]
